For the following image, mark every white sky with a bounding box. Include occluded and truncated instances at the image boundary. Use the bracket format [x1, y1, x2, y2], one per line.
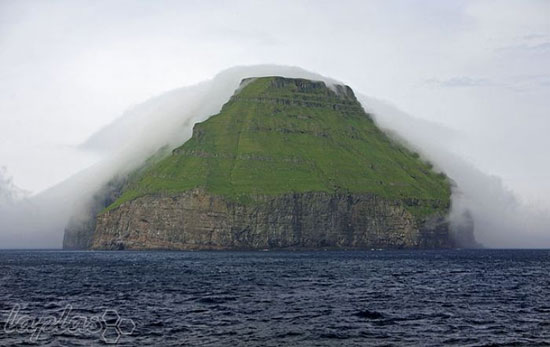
[0, 0, 549, 208]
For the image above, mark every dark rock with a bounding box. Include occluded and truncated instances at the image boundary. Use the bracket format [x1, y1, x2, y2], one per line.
[355, 310, 384, 319]
[91, 189, 455, 250]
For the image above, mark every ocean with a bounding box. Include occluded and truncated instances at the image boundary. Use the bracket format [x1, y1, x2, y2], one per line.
[1, 249, 549, 346]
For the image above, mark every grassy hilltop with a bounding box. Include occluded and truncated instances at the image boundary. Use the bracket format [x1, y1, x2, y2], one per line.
[105, 76, 450, 217]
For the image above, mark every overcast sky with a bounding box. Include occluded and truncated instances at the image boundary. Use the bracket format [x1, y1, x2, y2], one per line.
[0, 0, 549, 209]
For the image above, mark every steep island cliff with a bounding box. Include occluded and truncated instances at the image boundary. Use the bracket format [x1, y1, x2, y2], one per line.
[64, 77, 475, 250]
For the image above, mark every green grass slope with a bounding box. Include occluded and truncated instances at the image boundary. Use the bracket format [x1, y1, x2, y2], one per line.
[105, 77, 450, 216]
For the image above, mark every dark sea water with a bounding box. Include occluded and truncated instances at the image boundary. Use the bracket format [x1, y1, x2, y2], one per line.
[1, 249, 550, 346]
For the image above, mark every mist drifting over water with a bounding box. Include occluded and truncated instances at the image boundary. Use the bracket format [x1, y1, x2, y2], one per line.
[0, 65, 548, 248]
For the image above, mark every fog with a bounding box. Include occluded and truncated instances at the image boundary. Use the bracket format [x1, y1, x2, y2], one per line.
[0, 65, 547, 248]
[0, 66, 340, 248]
[360, 96, 550, 247]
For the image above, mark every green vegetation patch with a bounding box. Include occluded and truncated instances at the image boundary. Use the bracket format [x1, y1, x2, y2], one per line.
[104, 76, 451, 217]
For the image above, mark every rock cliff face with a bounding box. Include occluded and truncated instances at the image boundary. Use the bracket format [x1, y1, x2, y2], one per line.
[63, 176, 126, 249]
[65, 76, 475, 250]
[92, 189, 451, 250]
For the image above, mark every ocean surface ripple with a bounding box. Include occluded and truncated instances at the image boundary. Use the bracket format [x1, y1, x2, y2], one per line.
[1, 249, 550, 346]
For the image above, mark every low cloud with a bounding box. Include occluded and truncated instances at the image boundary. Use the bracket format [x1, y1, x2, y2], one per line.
[1, 65, 549, 248]
[0, 167, 28, 206]
[425, 76, 493, 88]
[361, 96, 550, 248]
[426, 74, 550, 92]
[497, 41, 550, 54]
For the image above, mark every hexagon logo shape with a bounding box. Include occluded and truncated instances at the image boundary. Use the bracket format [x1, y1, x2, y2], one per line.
[102, 309, 121, 327]
[102, 326, 121, 344]
[118, 318, 136, 335]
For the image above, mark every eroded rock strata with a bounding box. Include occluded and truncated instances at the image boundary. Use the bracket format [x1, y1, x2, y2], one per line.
[92, 189, 451, 250]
